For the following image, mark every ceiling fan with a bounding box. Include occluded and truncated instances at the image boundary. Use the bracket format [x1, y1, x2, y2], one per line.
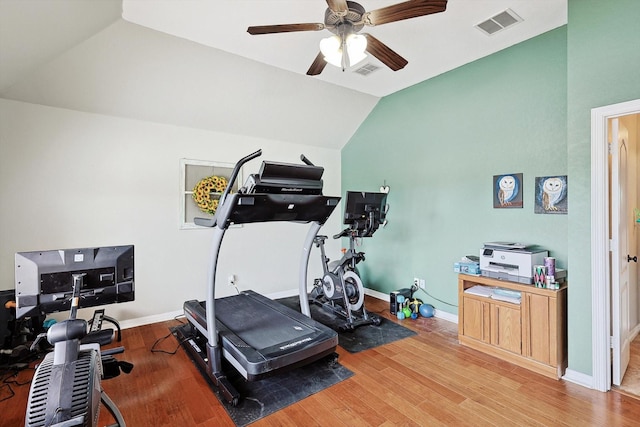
[247, 0, 448, 76]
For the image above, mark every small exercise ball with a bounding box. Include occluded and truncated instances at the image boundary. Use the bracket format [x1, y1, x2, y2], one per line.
[410, 312, 418, 320]
[419, 304, 435, 318]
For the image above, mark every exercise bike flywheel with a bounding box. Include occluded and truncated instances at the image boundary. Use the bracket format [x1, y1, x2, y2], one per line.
[342, 270, 365, 311]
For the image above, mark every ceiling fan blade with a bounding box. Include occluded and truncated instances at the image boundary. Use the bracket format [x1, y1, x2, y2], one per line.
[307, 52, 328, 76]
[247, 23, 325, 35]
[364, 34, 408, 71]
[326, 0, 349, 14]
[365, 0, 447, 26]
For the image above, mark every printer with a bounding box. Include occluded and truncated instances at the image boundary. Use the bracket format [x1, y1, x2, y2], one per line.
[480, 242, 548, 284]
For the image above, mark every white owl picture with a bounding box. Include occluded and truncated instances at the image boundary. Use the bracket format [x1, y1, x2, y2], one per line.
[535, 176, 568, 214]
[493, 173, 523, 208]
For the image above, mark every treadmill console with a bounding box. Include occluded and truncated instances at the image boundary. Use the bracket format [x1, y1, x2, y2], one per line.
[243, 161, 324, 195]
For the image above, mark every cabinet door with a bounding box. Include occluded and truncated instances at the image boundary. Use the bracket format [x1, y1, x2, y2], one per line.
[524, 294, 553, 365]
[463, 297, 490, 343]
[491, 304, 521, 354]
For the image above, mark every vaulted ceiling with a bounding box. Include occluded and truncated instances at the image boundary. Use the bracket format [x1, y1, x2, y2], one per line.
[0, 0, 567, 149]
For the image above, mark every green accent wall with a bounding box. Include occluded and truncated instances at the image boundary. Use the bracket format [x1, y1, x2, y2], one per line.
[566, 0, 640, 375]
[343, 27, 568, 313]
[343, 0, 640, 379]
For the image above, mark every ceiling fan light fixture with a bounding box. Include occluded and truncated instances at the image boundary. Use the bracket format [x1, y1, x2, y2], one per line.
[320, 35, 343, 67]
[320, 33, 368, 69]
[346, 33, 367, 66]
[248, 0, 450, 75]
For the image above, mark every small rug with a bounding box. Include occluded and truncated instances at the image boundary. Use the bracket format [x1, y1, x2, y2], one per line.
[172, 323, 353, 427]
[276, 296, 416, 353]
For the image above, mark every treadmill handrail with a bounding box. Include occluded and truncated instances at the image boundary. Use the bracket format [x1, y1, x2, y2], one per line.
[194, 149, 262, 228]
[220, 149, 262, 207]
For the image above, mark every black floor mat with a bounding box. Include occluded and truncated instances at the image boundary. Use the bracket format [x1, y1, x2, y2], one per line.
[172, 324, 353, 427]
[220, 353, 352, 426]
[276, 296, 416, 353]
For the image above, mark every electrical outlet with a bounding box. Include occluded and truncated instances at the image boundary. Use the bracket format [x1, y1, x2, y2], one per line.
[419, 279, 426, 289]
[413, 278, 419, 289]
[228, 274, 236, 286]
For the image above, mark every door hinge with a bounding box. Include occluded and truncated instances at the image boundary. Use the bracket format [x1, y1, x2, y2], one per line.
[610, 336, 614, 349]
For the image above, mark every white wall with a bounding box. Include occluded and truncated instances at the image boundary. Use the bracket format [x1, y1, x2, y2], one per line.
[0, 99, 343, 323]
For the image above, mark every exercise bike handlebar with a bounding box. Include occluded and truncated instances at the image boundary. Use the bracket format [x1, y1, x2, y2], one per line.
[334, 210, 380, 239]
[333, 228, 352, 239]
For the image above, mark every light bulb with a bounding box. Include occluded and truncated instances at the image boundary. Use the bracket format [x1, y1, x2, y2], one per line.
[320, 35, 342, 67]
[346, 34, 367, 66]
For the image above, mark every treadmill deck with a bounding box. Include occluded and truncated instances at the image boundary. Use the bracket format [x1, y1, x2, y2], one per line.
[183, 290, 338, 381]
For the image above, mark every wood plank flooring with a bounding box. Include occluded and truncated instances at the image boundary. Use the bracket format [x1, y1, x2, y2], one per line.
[2, 296, 640, 426]
[617, 334, 640, 396]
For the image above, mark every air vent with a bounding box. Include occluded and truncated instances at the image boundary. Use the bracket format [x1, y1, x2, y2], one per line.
[475, 9, 522, 36]
[353, 63, 381, 76]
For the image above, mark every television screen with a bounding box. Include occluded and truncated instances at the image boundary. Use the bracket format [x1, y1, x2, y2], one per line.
[14, 245, 134, 319]
[343, 191, 388, 237]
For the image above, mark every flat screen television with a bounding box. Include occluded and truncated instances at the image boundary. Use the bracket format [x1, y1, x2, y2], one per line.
[343, 191, 388, 237]
[14, 245, 134, 319]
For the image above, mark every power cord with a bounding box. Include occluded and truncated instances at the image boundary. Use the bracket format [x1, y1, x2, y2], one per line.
[150, 316, 188, 355]
[416, 287, 457, 307]
[1, 365, 34, 403]
[0, 383, 14, 403]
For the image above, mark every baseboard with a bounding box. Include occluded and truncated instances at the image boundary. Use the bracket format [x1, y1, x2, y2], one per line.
[363, 288, 458, 323]
[364, 288, 389, 301]
[562, 368, 594, 389]
[119, 309, 184, 330]
[631, 323, 640, 341]
[434, 310, 458, 324]
[117, 288, 460, 329]
[266, 289, 299, 300]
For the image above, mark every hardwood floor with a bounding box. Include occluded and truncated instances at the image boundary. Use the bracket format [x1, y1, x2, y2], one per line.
[617, 334, 640, 397]
[3, 296, 640, 426]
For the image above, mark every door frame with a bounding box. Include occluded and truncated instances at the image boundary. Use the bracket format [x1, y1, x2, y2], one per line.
[591, 98, 640, 392]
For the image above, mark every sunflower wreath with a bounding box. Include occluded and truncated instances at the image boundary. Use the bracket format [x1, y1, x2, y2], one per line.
[192, 175, 228, 215]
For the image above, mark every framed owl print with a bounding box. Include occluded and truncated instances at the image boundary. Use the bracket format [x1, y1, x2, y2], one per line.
[535, 175, 568, 214]
[493, 173, 523, 208]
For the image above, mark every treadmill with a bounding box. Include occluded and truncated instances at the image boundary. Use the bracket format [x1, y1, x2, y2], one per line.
[181, 150, 341, 406]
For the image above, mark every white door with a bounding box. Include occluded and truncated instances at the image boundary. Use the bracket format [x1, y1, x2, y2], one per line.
[611, 117, 631, 386]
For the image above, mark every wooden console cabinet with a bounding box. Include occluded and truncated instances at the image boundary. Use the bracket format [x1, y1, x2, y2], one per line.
[458, 274, 567, 379]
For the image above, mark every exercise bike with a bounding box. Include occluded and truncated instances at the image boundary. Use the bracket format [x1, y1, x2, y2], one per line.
[308, 191, 388, 331]
[24, 274, 131, 427]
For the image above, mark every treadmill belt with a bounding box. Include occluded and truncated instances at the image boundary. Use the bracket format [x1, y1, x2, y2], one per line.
[185, 291, 338, 381]
[214, 293, 315, 350]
